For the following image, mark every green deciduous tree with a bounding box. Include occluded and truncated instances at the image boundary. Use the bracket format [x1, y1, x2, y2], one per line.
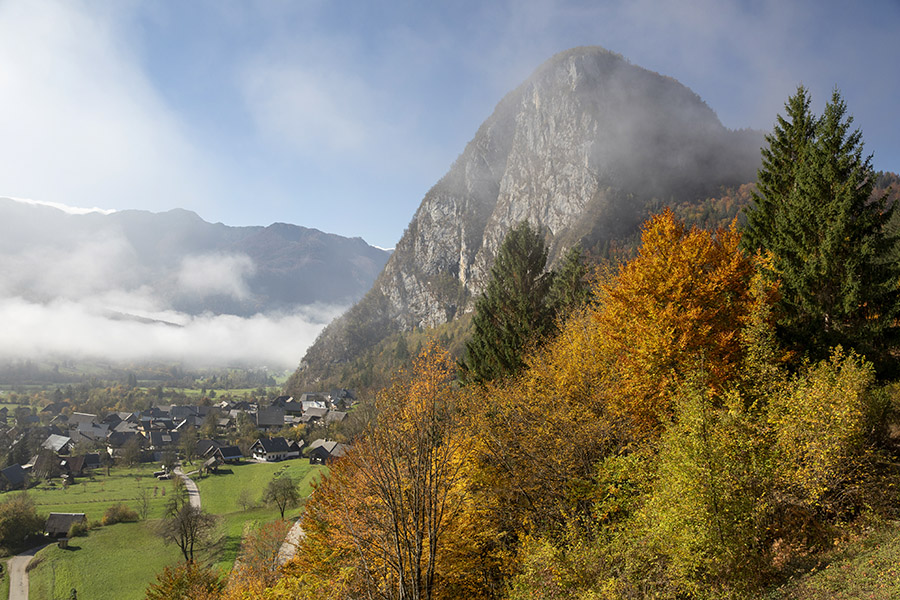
[459, 221, 556, 384]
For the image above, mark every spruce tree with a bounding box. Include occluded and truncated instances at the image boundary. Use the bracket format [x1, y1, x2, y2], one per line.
[547, 243, 591, 318]
[459, 221, 555, 384]
[744, 88, 900, 372]
[741, 85, 817, 254]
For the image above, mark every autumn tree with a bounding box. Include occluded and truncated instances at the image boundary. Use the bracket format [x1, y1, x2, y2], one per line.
[768, 348, 882, 514]
[0, 493, 44, 550]
[459, 221, 555, 384]
[291, 343, 480, 600]
[223, 519, 293, 598]
[145, 561, 224, 600]
[263, 475, 300, 519]
[595, 210, 758, 435]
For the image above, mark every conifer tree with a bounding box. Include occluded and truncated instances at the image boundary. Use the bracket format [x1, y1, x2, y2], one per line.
[741, 86, 817, 254]
[547, 243, 591, 317]
[744, 88, 900, 372]
[459, 221, 555, 384]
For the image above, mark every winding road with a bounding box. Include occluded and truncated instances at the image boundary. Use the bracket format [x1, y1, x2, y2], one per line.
[8, 543, 50, 600]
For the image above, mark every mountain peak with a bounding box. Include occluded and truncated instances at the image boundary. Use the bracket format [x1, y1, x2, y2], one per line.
[288, 48, 763, 391]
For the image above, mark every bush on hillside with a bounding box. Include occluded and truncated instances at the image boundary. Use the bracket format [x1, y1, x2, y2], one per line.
[102, 503, 139, 526]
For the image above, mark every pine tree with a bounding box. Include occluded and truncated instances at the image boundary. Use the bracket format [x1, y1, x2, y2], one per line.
[741, 85, 817, 254]
[547, 243, 591, 318]
[459, 221, 555, 384]
[744, 88, 900, 372]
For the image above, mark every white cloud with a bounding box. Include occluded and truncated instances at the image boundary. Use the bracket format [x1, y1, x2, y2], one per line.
[0, 0, 217, 213]
[0, 297, 344, 370]
[176, 253, 256, 300]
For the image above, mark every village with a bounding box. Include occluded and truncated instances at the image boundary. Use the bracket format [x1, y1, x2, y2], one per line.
[0, 390, 352, 496]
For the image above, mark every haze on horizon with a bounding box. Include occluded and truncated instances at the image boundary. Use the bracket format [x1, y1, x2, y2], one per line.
[0, 0, 898, 371]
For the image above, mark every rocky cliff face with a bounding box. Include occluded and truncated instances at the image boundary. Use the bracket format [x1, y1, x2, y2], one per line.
[294, 46, 763, 385]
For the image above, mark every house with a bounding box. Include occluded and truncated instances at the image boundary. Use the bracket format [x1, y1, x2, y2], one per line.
[325, 411, 348, 425]
[255, 407, 285, 431]
[0, 464, 26, 491]
[300, 394, 328, 412]
[197, 439, 223, 457]
[282, 401, 304, 416]
[44, 513, 87, 537]
[40, 402, 67, 415]
[250, 437, 293, 462]
[68, 412, 99, 428]
[214, 445, 243, 464]
[106, 431, 146, 455]
[288, 439, 304, 459]
[62, 455, 85, 474]
[147, 431, 180, 449]
[307, 439, 349, 465]
[202, 455, 222, 474]
[74, 422, 109, 442]
[302, 407, 328, 424]
[83, 452, 102, 470]
[42, 434, 74, 454]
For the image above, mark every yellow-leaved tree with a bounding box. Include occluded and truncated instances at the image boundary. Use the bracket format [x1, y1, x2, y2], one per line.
[276, 343, 498, 600]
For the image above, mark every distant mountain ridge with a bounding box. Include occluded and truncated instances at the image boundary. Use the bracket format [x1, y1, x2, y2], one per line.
[0, 199, 391, 317]
[289, 46, 765, 391]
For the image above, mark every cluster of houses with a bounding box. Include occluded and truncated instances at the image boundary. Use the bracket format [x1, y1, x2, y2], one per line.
[0, 392, 352, 491]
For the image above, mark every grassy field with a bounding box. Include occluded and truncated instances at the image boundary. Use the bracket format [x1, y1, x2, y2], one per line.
[28, 521, 182, 600]
[23, 459, 325, 599]
[193, 460, 325, 571]
[18, 464, 173, 522]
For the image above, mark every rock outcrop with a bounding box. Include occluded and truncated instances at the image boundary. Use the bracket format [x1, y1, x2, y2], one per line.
[293, 46, 763, 386]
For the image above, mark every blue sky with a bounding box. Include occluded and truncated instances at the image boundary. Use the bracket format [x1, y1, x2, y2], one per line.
[2, 0, 899, 249]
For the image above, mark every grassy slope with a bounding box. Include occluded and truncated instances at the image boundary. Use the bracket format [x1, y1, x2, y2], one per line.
[770, 522, 900, 599]
[0, 558, 8, 600]
[194, 461, 325, 571]
[28, 521, 181, 600]
[25, 460, 325, 599]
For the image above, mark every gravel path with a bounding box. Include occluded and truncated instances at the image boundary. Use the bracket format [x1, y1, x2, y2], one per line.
[276, 520, 305, 566]
[174, 467, 202, 509]
[8, 543, 51, 600]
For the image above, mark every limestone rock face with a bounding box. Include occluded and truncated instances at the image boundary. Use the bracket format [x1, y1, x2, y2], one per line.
[295, 46, 762, 382]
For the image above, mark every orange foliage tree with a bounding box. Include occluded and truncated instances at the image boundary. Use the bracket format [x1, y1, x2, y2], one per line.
[281, 343, 495, 600]
[594, 209, 758, 435]
[144, 561, 224, 600]
[470, 210, 764, 542]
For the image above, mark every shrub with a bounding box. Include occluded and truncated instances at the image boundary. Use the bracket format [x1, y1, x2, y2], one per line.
[0, 493, 44, 550]
[102, 503, 139, 526]
[67, 520, 88, 537]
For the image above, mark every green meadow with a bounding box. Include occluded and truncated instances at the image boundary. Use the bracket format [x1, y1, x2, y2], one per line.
[22, 460, 325, 599]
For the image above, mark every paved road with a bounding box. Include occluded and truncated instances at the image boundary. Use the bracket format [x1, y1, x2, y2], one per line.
[174, 467, 202, 509]
[8, 543, 50, 600]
